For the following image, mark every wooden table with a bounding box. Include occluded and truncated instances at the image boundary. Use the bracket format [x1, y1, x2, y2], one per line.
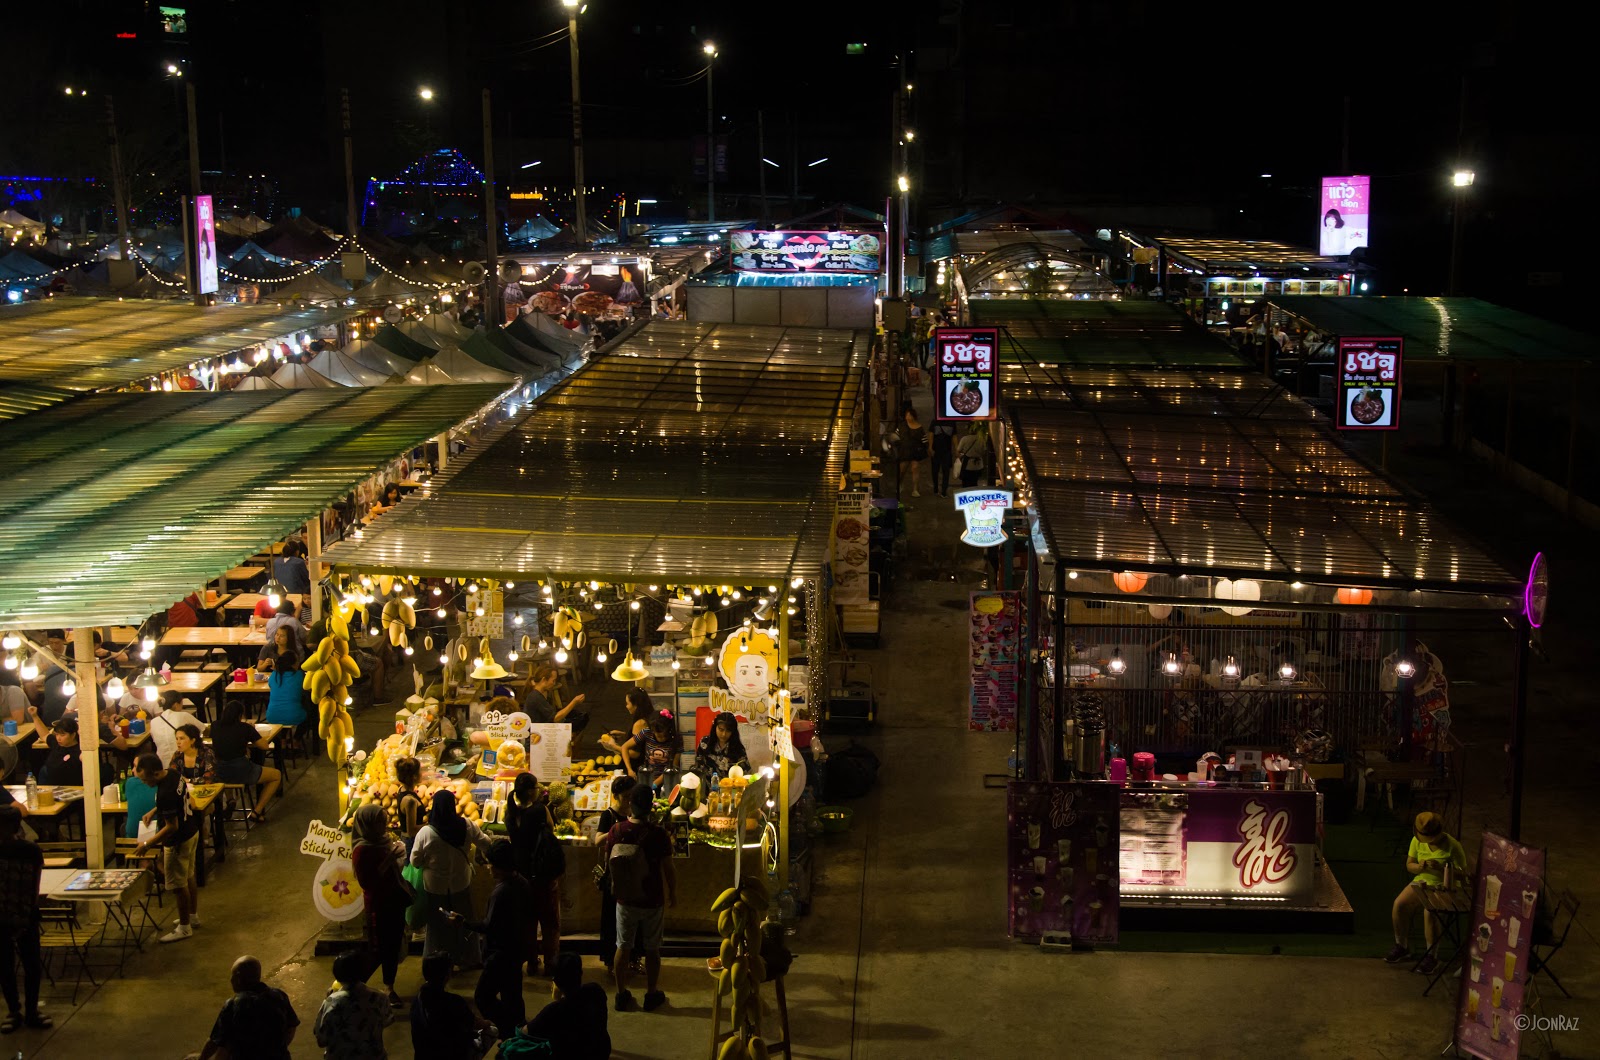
[162, 627, 267, 649]
[202, 722, 286, 774]
[219, 564, 265, 587]
[1354, 751, 1441, 812]
[155, 669, 227, 721]
[221, 593, 268, 625]
[3, 728, 38, 750]
[43, 868, 157, 973]
[6, 785, 85, 838]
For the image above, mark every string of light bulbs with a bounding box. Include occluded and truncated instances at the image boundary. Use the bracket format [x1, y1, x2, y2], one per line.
[218, 237, 352, 285]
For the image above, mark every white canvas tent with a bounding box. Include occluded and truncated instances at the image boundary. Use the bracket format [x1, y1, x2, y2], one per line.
[343, 337, 416, 377]
[308, 347, 393, 386]
[402, 346, 515, 385]
[232, 373, 284, 390]
[270, 362, 341, 388]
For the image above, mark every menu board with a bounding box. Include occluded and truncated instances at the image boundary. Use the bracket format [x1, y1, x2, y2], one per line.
[1336, 336, 1402, 430]
[1455, 833, 1545, 1059]
[833, 490, 871, 606]
[729, 230, 882, 273]
[1007, 781, 1120, 944]
[1119, 791, 1188, 888]
[524, 723, 572, 786]
[970, 591, 1020, 732]
[934, 327, 999, 422]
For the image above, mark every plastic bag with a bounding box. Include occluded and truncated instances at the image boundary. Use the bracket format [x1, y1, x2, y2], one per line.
[402, 863, 429, 927]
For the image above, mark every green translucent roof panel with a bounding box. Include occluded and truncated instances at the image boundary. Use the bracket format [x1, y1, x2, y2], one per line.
[1267, 296, 1597, 364]
[0, 385, 505, 627]
[0, 296, 363, 390]
[970, 299, 1247, 368]
[324, 322, 867, 585]
[1148, 236, 1345, 274]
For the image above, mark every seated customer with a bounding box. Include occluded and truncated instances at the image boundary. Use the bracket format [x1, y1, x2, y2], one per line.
[211, 700, 281, 820]
[1385, 811, 1470, 972]
[262, 651, 307, 728]
[410, 954, 494, 1060]
[147, 694, 203, 764]
[169, 723, 217, 784]
[257, 619, 301, 668]
[525, 952, 611, 1060]
[263, 600, 306, 657]
[28, 713, 86, 786]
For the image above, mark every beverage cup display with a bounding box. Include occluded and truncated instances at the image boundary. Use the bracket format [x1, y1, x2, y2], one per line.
[1467, 990, 1480, 1019]
[1088, 900, 1103, 932]
[1491, 977, 1504, 1008]
[1507, 917, 1521, 948]
[1057, 866, 1074, 888]
[1028, 886, 1044, 913]
[1033, 855, 1048, 877]
[1094, 820, 1110, 847]
[1484, 875, 1503, 918]
[1058, 838, 1072, 862]
[1084, 848, 1098, 875]
[1491, 1012, 1502, 1041]
[1470, 954, 1482, 982]
[1504, 952, 1516, 981]
[1027, 820, 1042, 848]
[1522, 889, 1537, 918]
[1477, 923, 1493, 953]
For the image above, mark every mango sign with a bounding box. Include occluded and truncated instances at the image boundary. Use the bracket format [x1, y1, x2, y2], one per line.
[300, 818, 352, 861]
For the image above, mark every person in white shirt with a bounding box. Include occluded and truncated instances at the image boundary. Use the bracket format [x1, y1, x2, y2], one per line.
[148, 695, 203, 765]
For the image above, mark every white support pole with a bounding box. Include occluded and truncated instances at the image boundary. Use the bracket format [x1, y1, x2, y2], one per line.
[307, 518, 324, 626]
[74, 628, 106, 869]
[434, 432, 449, 472]
[777, 603, 790, 893]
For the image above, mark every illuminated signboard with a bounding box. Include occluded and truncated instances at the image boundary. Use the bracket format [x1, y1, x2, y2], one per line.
[1320, 175, 1370, 256]
[1335, 335, 1401, 430]
[193, 194, 218, 295]
[729, 230, 881, 274]
[934, 327, 999, 422]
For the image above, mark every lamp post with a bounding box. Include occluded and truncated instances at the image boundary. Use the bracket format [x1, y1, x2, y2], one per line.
[896, 172, 910, 299]
[562, 0, 588, 244]
[418, 85, 435, 145]
[1448, 169, 1474, 296]
[704, 41, 717, 224]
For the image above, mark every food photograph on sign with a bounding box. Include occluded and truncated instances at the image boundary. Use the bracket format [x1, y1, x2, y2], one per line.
[729, 230, 882, 273]
[936, 327, 999, 421]
[1336, 336, 1402, 430]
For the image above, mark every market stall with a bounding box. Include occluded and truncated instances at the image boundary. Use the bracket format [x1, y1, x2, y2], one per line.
[321, 320, 869, 937]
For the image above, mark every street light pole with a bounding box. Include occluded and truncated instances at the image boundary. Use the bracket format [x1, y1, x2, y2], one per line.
[1448, 169, 1474, 296]
[563, 0, 587, 244]
[704, 42, 717, 224]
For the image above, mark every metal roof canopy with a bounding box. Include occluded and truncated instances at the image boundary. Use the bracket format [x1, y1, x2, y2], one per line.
[0, 384, 506, 627]
[1267, 295, 1597, 366]
[0, 296, 362, 391]
[324, 321, 867, 586]
[972, 299, 1248, 369]
[1007, 382, 1521, 606]
[1147, 236, 1347, 275]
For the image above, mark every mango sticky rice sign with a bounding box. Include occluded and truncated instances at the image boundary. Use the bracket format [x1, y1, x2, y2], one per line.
[954, 489, 1013, 548]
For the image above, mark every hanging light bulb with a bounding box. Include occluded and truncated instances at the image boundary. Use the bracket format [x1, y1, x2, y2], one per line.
[106, 675, 126, 700]
[141, 636, 156, 654]
[512, 614, 524, 627]
[538, 639, 549, 650]
[671, 659, 681, 671]
[403, 646, 414, 657]
[787, 595, 797, 604]
[579, 589, 589, 598]
[1107, 649, 1126, 675]
[593, 602, 603, 611]
[61, 678, 76, 697]
[2, 655, 15, 671]
[439, 653, 449, 665]
[1395, 659, 1416, 678]
[561, 637, 572, 649]
[505, 581, 515, 589]
[720, 596, 731, 607]
[368, 627, 379, 637]
[436, 607, 447, 618]
[432, 586, 443, 597]
[767, 585, 778, 594]
[19, 660, 38, 681]
[739, 637, 750, 654]
[475, 607, 486, 617]
[589, 580, 600, 591]
[704, 654, 714, 666]
[0, 633, 18, 651]
[554, 648, 569, 664]
[791, 576, 804, 588]
[630, 600, 640, 611]
[731, 590, 742, 600]
[786, 607, 797, 616]
[144, 684, 159, 703]
[467, 582, 479, 593]
[1279, 661, 1297, 681]
[1163, 653, 1181, 676]
[1223, 656, 1240, 678]
[595, 650, 608, 663]
[649, 585, 659, 592]
[360, 576, 373, 588]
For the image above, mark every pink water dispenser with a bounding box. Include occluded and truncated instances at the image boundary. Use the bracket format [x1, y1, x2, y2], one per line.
[1130, 752, 1157, 782]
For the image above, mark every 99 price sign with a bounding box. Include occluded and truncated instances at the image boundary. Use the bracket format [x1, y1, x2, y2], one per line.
[935, 327, 999, 421]
[1336, 335, 1403, 430]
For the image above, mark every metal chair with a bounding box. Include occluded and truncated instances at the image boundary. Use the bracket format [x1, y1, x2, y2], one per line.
[1529, 889, 1579, 998]
[38, 903, 98, 1003]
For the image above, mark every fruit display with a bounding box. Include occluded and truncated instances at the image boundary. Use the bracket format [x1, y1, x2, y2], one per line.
[310, 605, 360, 763]
[713, 873, 772, 1058]
[562, 754, 625, 783]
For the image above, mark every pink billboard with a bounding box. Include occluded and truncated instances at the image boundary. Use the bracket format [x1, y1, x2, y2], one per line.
[1319, 175, 1369, 256]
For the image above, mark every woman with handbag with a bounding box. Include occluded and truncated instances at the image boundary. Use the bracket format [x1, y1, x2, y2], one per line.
[506, 774, 564, 977]
[956, 426, 987, 488]
[591, 776, 637, 973]
[897, 400, 930, 498]
[352, 803, 410, 1008]
[410, 792, 490, 968]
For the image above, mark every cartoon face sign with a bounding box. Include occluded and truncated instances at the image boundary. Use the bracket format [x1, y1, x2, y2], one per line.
[718, 628, 779, 700]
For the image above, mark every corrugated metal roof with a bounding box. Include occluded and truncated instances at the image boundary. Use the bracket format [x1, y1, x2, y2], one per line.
[0, 382, 81, 421]
[324, 321, 867, 585]
[0, 385, 506, 627]
[1267, 296, 1596, 365]
[0, 296, 362, 390]
[1009, 376, 1520, 602]
[970, 298, 1247, 369]
[1148, 236, 1345, 275]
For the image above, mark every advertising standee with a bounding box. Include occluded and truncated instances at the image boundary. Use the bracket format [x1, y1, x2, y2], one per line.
[1454, 833, 1545, 1059]
[1336, 336, 1403, 430]
[934, 327, 999, 421]
[1320, 175, 1370, 257]
[729, 230, 882, 274]
[193, 194, 218, 296]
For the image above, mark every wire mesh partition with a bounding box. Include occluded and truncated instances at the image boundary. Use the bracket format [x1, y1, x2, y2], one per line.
[1057, 599, 1430, 762]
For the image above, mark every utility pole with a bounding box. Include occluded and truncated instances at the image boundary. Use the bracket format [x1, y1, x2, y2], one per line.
[341, 88, 359, 239]
[757, 110, 767, 226]
[105, 96, 132, 262]
[564, 0, 587, 244]
[705, 43, 717, 224]
[186, 81, 206, 306]
[482, 89, 501, 325]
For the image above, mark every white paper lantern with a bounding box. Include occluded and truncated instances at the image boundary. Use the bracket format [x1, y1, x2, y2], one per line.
[1147, 603, 1174, 620]
[1215, 578, 1260, 617]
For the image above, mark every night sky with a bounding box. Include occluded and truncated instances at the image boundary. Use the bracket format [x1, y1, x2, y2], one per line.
[3, 1, 1592, 317]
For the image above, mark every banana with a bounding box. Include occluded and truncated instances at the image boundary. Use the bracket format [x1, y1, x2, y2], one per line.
[309, 670, 332, 702]
[732, 905, 749, 932]
[717, 909, 736, 938]
[712, 887, 742, 914]
[748, 954, 766, 983]
[340, 656, 361, 682]
[730, 983, 749, 1020]
[719, 938, 737, 969]
[717, 967, 734, 997]
[739, 880, 770, 911]
[718, 1035, 743, 1060]
[747, 1037, 770, 1060]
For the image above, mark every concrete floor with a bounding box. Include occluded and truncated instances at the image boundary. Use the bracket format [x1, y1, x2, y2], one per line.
[17, 393, 1599, 1058]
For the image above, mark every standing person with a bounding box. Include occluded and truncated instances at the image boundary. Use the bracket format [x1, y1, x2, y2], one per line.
[955, 426, 986, 488]
[930, 422, 957, 498]
[505, 774, 564, 977]
[1385, 811, 1470, 970]
[211, 700, 282, 821]
[0, 805, 48, 1033]
[410, 954, 494, 1060]
[604, 784, 675, 1012]
[445, 840, 532, 1040]
[521, 665, 587, 731]
[409, 791, 490, 967]
[351, 804, 409, 1009]
[599, 688, 653, 769]
[393, 757, 425, 848]
[593, 776, 637, 973]
[525, 952, 611, 1059]
[131, 753, 202, 943]
[897, 400, 929, 498]
[273, 540, 312, 598]
[194, 955, 300, 1060]
[313, 950, 392, 1060]
[619, 711, 680, 788]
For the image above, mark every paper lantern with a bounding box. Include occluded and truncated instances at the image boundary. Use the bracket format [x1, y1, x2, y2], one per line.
[1335, 586, 1374, 606]
[1112, 571, 1149, 593]
[1215, 578, 1260, 617]
[1147, 603, 1173, 620]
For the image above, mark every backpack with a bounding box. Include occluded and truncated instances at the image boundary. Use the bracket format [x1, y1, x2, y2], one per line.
[528, 828, 566, 888]
[607, 827, 653, 906]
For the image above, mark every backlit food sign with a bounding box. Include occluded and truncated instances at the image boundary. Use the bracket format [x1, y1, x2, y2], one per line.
[954, 489, 1013, 548]
[1335, 335, 1402, 430]
[193, 194, 218, 295]
[935, 327, 999, 421]
[1320, 175, 1370, 256]
[729, 230, 882, 274]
